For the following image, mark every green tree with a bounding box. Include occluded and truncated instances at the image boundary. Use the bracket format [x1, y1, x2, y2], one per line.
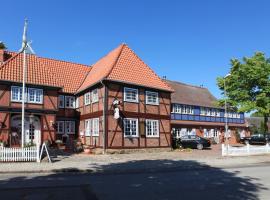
[217, 52, 270, 132]
[0, 41, 7, 49]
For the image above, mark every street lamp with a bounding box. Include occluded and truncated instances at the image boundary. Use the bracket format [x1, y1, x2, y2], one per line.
[224, 73, 231, 146]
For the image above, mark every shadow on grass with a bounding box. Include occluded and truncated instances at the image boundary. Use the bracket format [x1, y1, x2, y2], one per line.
[0, 159, 268, 200]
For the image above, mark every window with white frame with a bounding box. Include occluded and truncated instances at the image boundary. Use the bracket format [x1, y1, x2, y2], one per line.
[28, 88, 43, 103]
[200, 107, 206, 115]
[91, 89, 99, 103]
[75, 97, 79, 108]
[123, 118, 138, 137]
[11, 86, 43, 103]
[124, 87, 138, 102]
[65, 96, 75, 108]
[172, 104, 193, 114]
[11, 86, 23, 102]
[85, 118, 99, 136]
[56, 121, 64, 134]
[84, 92, 91, 105]
[146, 119, 159, 137]
[92, 118, 99, 136]
[59, 95, 65, 108]
[216, 110, 221, 117]
[85, 119, 92, 136]
[146, 91, 159, 105]
[65, 121, 75, 134]
[210, 109, 216, 116]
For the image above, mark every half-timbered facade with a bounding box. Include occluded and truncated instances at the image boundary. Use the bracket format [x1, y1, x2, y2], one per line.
[0, 44, 173, 151]
[165, 80, 249, 144]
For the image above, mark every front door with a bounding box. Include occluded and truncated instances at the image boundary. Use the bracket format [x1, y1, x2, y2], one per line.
[11, 115, 41, 146]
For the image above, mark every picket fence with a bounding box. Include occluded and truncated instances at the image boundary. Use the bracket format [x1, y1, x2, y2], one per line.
[0, 145, 40, 162]
[222, 143, 270, 156]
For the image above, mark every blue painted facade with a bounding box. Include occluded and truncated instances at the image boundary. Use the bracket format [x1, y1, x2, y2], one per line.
[171, 103, 245, 124]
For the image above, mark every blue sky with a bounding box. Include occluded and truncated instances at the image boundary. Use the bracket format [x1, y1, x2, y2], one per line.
[1, 0, 270, 98]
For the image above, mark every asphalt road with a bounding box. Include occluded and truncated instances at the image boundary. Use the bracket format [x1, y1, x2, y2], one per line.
[0, 164, 269, 200]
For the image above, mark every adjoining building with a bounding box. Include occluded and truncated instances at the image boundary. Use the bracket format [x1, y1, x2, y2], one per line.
[0, 44, 173, 152]
[165, 80, 249, 144]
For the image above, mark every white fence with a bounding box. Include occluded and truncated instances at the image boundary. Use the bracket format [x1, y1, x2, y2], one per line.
[0, 145, 40, 162]
[222, 143, 270, 156]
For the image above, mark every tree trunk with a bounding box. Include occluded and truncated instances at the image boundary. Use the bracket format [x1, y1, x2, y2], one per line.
[264, 115, 269, 133]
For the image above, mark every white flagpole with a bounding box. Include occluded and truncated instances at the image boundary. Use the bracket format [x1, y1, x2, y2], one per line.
[21, 19, 28, 148]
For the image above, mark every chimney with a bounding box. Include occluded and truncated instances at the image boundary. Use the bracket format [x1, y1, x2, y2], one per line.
[0, 49, 5, 64]
[162, 75, 167, 80]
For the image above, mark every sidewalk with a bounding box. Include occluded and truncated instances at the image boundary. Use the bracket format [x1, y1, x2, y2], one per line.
[1, 145, 270, 174]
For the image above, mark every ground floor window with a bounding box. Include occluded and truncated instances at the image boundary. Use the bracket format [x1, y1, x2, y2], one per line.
[146, 119, 159, 137]
[172, 128, 196, 138]
[56, 121, 75, 134]
[204, 129, 221, 138]
[123, 118, 138, 137]
[85, 118, 99, 136]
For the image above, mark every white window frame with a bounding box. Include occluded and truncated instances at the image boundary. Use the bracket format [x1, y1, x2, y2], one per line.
[92, 118, 99, 136]
[11, 86, 24, 102]
[123, 118, 138, 137]
[146, 91, 159, 105]
[84, 92, 91, 105]
[56, 121, 64, 134]
[146, 119, 159, 137]
[65, 121, 75, 134]
[27, 88, 43, 104]
[65, 96, 75, 108]
[124, 87, 138, 103]
[91, 89, 99, 103]
[75, 97, 79, 108]
[172, 104, 181, 113]
[85, 119, 92, 136]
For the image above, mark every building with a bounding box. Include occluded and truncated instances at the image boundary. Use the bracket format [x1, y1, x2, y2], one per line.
[166, 80, 249, 144]
[0, 44, 173, 151]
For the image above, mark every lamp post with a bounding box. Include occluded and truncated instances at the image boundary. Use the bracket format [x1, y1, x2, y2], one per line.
[224, 73, 231, 146]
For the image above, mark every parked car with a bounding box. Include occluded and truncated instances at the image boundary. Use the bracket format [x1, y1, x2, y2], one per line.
[240, 134, 270, 145]
[177, 135, 211, 150]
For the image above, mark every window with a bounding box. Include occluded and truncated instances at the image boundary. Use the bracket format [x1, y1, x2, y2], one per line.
[123, 118, 138, 137]
[65, 121, 75, 134]
[11, 86, 23, 102]
[85, 119, 92, 136]
[124, 87, 138, 102]
[11, 86, 43, 103]
[59, 95, 65, 108]
[172, 104, 182, 113]
[85, 118, 99, 136]
[216, 110, 221, 117]
[210, 109, 216, 116]
[84, 92, 91, 105]
[92, 118, 99, 136]
[56, 121, 64, 134]
[172, 104, 194, 114]
[28, 88, 43, 103]
[146, 120, 159, 137]
[75, 97, 79, 108]
[200, 107, 206, 115]
[91, 89, 99, 103]
[65, 96, 75, 108]
[146, 91, 159, 105]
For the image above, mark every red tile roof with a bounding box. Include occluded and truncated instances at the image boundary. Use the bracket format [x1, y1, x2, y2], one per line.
[77, 44, 173, 92]
[0, 44, 173, 94]
[0, 51, 90, 93]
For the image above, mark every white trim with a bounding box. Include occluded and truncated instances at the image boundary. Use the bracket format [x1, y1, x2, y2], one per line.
[91, 89, 99, 103]
[27, 88, 43, 104]
[123, 118, 139, 137]
[65, 96, 75, 108]
[84, 92, 91, 105]
[145, 119, 159, 137]
[145, 91, 159, 105]
[124, 87, 138, 103]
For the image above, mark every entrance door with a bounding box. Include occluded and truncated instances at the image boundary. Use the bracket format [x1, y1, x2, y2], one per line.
[11, 115, 41, 146]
